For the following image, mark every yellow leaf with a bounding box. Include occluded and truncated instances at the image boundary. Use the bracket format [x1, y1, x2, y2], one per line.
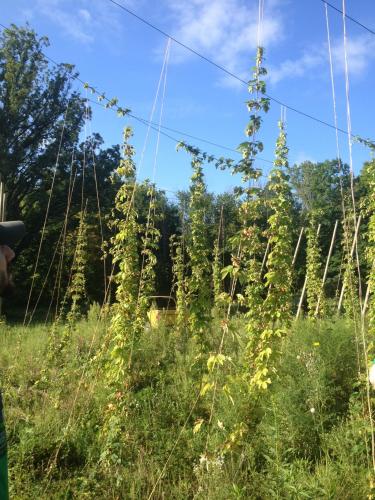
[200, 382, 214, 396]
[193, 419, 204, 434]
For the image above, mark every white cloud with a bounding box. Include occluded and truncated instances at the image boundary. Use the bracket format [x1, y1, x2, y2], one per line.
[78, 9, 92, 24]
[34, 0, 124, 45]
[331, 34, 375, 76]
[269, 34, 375, 85]
[163, 0, 284, 85]
[292, 151, 316, 165]
[35, 0, 94, 44]
[269, 51, 323, 85]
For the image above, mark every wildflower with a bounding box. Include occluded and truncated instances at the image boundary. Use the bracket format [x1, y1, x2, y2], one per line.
[310, 407, 315, 414]
[217, 420, 225, 430]
[313, 342, 320, 347]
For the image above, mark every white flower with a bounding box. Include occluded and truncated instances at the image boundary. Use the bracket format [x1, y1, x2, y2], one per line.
[310, 407, 315, 414]
[217, 420, 225, 430]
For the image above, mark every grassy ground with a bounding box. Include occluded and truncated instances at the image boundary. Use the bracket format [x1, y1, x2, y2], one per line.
[0, 310, 374, 499]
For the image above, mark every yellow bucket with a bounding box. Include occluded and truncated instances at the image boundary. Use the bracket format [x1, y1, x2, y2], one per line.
[147, 296, 177, 328]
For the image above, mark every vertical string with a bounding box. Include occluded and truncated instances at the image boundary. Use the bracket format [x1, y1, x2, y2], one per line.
[342, 0, 363, 306]
[342, 0, 375, 473]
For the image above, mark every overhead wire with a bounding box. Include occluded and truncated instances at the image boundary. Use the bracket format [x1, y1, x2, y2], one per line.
[0, 21, 275, 168]
[84, 95, 274, 166]
[105, 0, 375, 145]
[129, 37, 172, 367]
[320, 0, 375, 36]
[1, 19, 375, 152]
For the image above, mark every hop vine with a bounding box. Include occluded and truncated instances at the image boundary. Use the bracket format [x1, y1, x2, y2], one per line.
[306, 213, 324, 317]
[66, 207, 88, 325]
[250, 119, 294, 390]
[212, 209, 224, 310]
[236, 47, 270, 389]
[187, 154, 212, 347]
[170, 234, 188, 334]
[100, 126, 141, 469]
[365, 157, 375, 346]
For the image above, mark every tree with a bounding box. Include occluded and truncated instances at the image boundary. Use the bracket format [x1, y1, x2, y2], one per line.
[289, 159, 351, 301]
[0, 24, 86, 219]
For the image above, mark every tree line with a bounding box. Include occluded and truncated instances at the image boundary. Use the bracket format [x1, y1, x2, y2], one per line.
[0, 24, 373, 318]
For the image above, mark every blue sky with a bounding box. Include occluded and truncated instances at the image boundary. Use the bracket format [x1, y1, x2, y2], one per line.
[2, 0, 375, 197]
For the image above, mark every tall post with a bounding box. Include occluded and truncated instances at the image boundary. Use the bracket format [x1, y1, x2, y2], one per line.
[292, 227, 305, 267]
[315, 220, 338, 317]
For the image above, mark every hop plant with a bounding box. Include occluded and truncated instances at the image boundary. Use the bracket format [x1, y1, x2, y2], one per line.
[170, 234, 188, 333]
[365, 158, 375, 341]
[264, 120, 293, 322]
[100, 127, 141, 469]
[212, 212, 224, 310]
[66, 208, 88, 325]
[306, 213, 324, 318]
[342, 213, 360, 319]
[248, 120, 294, 390]
[188, 155, 212, 347]
[137, 182, 161, 323]
[234, 47, 271, 388]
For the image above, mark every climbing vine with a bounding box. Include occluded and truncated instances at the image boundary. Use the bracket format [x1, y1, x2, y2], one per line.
[365, 157, 375, 345]
[137, 182, 161, 327]
[66, 208, 88, 325]
[100, 126, 141, 469]
[306, 213, 324, 317]
[237, 46, 270, 390]
[187, 154, 212, 347]
[342, 207, 360, 319]
[170, 234, 188, 333]
[212, 208, 224, 310]
[250, 119, 294, 390]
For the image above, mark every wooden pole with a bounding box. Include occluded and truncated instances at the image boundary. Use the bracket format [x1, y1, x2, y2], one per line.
[361, 258, 375, 317]
[315, 220, 338, 317]
[262, 226, 305, 276]
[2, 192, 7, 222]
[296, 223, 321, 319]
[337, 215, 362, 313]
[362, 283, 370, 318]
[292, 227, 304, 267]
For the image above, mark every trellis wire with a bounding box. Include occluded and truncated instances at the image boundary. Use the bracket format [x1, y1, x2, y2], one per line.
[23, 100, 71, 325]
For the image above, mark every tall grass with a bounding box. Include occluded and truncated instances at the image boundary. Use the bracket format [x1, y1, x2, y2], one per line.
[0, 312, 372, 499]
